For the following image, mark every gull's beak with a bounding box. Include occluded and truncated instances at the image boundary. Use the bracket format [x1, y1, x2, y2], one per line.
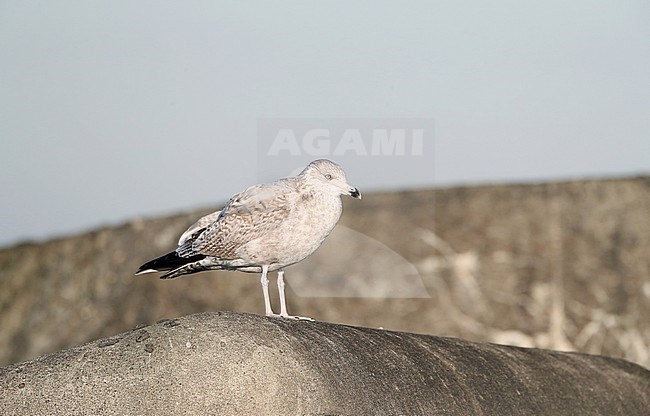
[349, 187, 361, 199]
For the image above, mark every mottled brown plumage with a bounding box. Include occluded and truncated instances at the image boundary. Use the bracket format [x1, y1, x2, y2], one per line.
[136, 159, 361, 319]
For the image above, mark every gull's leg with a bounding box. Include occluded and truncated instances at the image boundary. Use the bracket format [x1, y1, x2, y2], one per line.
[260, 264, 274, 316]
[278, 270, 289, 317]
[277, 270, 314, 321]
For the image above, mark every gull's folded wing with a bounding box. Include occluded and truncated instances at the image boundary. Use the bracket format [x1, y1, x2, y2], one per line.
[189, 181, 295, 258]
[178, 211, 222, 246]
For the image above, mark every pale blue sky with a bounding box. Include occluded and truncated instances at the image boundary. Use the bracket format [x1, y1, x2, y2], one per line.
[1, 1, 649, 247]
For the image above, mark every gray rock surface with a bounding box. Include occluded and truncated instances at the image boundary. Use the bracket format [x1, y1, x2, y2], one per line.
[1, 312, 649, 416]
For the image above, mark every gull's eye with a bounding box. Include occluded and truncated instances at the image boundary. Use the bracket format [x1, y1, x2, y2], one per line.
[324, 174, 332, 180]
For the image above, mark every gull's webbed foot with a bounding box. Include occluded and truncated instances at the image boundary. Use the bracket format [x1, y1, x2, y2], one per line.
[266, 313, 314, 321]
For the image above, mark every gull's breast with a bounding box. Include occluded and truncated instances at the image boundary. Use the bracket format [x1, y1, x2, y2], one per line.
[239, 193, 343, 266]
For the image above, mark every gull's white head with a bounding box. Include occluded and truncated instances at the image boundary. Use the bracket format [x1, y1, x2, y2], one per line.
[300, 159, 361, 199]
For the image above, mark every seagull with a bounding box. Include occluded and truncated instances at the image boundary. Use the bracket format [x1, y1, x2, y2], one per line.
[136, 159, 361, 320]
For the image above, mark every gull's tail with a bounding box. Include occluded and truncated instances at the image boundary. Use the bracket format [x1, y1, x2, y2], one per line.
[135, 251, 206, 277]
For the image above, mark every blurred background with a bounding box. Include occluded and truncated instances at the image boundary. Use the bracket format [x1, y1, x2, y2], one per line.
[1, 1, 649, 368]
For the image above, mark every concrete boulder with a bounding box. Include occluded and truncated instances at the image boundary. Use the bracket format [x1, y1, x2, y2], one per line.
[1, 312, 648, 415]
